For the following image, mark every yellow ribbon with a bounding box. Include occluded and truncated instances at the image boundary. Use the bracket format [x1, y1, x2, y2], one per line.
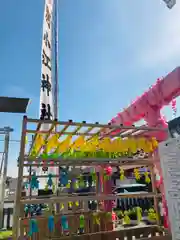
[136, 207, 142, 223]
[120, 168, 124, 180]
[93, 213, 100, 225]
[144, 171, 151, 183]
[123, 211, 130, 224]
[134, 168, 141, 180]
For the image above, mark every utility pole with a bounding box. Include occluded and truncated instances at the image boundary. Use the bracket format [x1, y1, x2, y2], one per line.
[0, 127, 13, 229]
[54, 0, 59, 121]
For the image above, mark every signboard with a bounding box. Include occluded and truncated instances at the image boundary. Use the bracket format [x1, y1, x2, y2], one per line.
[159, 137, 180, 240]
[168, 116, 180, 138]
[162, 0, 176, 9]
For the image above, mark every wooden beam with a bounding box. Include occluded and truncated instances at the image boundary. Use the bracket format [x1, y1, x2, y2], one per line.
[26, 118, 167, 132]
[20, 193, 161, 205]
[23, 157, 155, 168]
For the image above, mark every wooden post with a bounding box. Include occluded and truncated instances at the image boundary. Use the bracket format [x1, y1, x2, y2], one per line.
[12, 116, 27, 240]
[150, 165, 161, 225]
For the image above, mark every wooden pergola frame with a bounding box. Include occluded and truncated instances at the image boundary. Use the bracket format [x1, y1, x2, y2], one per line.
[12, 116, 169, 240]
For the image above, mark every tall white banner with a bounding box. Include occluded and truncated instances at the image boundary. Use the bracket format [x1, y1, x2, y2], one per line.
[36, 0, 57, 183]
[39, 0, 54, 124]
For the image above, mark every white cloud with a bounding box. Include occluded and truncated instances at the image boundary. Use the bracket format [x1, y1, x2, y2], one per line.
[8, 162, 18, 177]
[137, 1, 180, 67]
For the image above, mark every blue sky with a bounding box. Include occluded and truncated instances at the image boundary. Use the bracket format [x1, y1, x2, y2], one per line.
[0, 0, 180, 176]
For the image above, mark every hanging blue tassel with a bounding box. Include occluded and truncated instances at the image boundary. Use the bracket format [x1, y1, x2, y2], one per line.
[24, 205, 29, 217]
[48, 215, 55, 232]
[59, 169, 68, 186]
[30, 172, 39, 190]
[24, 181, 29, 189]
[28, 219, 38, 236]
[61, 215, 69, 231]
[47, 174, 53, 188]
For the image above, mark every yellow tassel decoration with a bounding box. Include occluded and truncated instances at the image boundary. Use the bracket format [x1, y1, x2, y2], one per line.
[68, 201, 73, 209]
[75, 201, 79, 207]
[129, 138, 137, 153]
[151, 137, 158, 149]
[44, 184, 48, 191]
[136, 207, 142, 223]
[52, 184, 56, 193]
[134, 168, 141, 180]
[66, 180, 71, 189]
[148, 208, 157, 221]
[60, 203, 64, 210]
[123, 211, 130, 224]
[93, 213, 100, 225]
[120, 168, 124, 181]
[144, 171, 151, 184]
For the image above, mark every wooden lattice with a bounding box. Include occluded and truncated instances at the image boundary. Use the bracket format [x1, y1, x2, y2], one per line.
[12, 116, 170, 240]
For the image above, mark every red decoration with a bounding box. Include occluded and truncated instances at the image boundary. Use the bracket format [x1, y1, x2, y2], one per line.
[23, 219, 28, 225]
[155, 175, 162, 188]
[105, 166, 112, 176]
[112, 211, 117, 221]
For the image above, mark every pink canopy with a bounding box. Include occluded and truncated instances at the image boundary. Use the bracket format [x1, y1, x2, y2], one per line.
[108, 66, 180, 228]
[110, 67, 180, 141]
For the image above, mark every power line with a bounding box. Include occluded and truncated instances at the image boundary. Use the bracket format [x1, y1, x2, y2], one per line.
[0, 139, 32, 143]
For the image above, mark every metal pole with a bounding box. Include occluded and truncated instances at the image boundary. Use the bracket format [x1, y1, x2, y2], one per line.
[54, 0, 60, 210]
[0, 130, 10, 229]
[0, 153, 5, 175]
[54, 0, 59, 121]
